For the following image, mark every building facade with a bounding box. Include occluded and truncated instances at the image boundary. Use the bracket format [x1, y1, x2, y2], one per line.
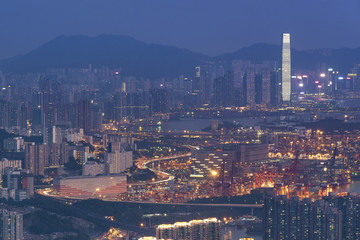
[156, 218, 221, 240]
[0, 159, 22, 179]
[53, 174, 127, 199]
[0, 210, 23, 240]
[190, 144, 268, 177]
[105, 151, 133, 174]
[24, 143, 48, 176]
[3, 137, 24, 152]
[264, 196, 342, 240]
[282, 33, 291, 102]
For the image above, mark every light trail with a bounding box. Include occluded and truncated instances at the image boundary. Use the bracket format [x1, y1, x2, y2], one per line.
[133, 153, 191, 186]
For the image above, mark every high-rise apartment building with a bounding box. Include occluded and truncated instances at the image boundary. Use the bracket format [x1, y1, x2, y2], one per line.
[324, 192, 360, 239]
[264, 196, 342, 240]
[214, 71, 235, 107]
[104, 151, 133, 174]
[0, 159, 22, 179]
[270, 69, 281, 106]
[149, 89, 169, 115]
[156, 218, 221, 240]
[0, 209, 23, 240]
[123, 91, 149, 120]
[76, 100, 91, 132]
[282, 33, 291, 102]
[243, 69, 256, 106]
[43, 103, 56, 147]
[24, 143, 48, 176]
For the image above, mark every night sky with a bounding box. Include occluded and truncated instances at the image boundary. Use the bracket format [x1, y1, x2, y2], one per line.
[1, 0, 359, 60]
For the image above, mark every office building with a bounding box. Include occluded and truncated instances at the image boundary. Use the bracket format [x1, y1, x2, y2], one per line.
[191, 148, 236, 177]
[282, 33, 291, 102]
[191, 144, 268, 176]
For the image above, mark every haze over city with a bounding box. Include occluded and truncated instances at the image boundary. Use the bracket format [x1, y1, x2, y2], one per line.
[1, 1, 360, 240]
[1, 0, 360, 59]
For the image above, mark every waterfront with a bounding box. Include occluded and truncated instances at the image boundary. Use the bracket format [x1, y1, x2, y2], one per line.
[156, 117, 267, 132]
[222, 226, 262, 240]
[344, 180, 360, 194]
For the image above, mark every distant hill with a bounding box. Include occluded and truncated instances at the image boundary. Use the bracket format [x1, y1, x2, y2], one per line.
[1, 35, 360, 77]
[216, 43, 360, 72]
[0, 35, 209, 78]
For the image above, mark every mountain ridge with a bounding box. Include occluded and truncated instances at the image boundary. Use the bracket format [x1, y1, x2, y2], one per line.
[1, 34, 360, 77]
[0, 34, 209, 78]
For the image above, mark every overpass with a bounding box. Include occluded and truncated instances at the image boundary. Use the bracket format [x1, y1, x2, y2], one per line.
[114, 201, 263, 209]
[79, 208, 156, 236]
[132, 153, 190, 186]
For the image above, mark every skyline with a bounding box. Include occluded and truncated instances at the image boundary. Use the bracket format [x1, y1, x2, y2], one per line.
[2, 1, 360, 239]
[1, 0, 360, 60]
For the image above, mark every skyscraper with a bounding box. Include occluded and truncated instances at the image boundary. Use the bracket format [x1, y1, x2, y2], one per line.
[243, 69, 255, 106]
[149, 89, 169, 115]
[282, 33, 291, 102]
[270, 69, 281, 106]
[214, 71, 234, 107]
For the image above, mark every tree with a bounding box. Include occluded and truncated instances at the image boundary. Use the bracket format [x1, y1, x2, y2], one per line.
[64, 156, 82, 171]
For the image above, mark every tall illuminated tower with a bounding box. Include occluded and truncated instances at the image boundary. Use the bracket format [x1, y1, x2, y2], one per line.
[282, 33, 291, 102]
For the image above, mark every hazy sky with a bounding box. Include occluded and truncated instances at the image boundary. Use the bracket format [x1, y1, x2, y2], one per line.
[0, 0, 359, 60]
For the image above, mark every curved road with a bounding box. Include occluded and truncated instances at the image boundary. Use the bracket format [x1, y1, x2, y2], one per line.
[133, 153, 191, 186]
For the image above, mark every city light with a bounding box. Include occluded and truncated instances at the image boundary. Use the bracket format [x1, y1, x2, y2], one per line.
[2, 18, 360, 240]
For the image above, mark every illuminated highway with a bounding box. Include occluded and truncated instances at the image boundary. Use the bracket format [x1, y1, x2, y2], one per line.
[133, 153, 191, 186]
[113, 201, 262, 208]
